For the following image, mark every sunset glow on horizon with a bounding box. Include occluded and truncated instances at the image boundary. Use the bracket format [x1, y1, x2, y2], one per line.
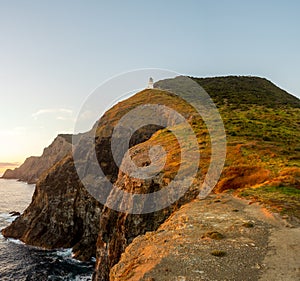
[0, 162, 20, 175]
[1, 1, 300, 169]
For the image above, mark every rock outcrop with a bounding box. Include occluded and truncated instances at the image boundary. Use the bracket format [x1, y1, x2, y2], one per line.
[93, 134, 201, 280]
[2, 89, 194, 264]
[2, 134, 73, 183]
[2, 155, 102, 261]
[109, 193, 300, 281]
[2, 76, 300, 280]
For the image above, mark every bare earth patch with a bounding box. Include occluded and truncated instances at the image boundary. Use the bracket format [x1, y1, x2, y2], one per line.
[110, 194, 300, 281]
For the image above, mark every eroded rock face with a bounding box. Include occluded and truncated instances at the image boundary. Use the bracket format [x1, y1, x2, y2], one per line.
[2, 89, 187, 264]
[93, 138, 200, 281]
[2, 155, 102, 261]
[1, 77, 299, 281]
[2, 134, 72, 184]
[2, 89, 201, 279]
[2, 87, 210, 280]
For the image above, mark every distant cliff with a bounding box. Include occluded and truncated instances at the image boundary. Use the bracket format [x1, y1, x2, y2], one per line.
[2, 134, 73, 184]
[2, 76, 300, 280]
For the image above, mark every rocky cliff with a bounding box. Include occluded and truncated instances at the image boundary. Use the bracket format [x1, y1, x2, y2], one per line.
[2, 134, 73, 184]
[2, 76, 300, 280]
[93, 126, 203, 280]
[2, 89, 197, 266]
[2, 154, 102, 261]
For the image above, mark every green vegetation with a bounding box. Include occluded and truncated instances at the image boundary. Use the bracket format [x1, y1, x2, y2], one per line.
[221, 105, 299, 142]
[155, 76, 300, 173]
[192, 76, 300, 108]
[118, 76, 300, 219]
[240, 185, 300, 218]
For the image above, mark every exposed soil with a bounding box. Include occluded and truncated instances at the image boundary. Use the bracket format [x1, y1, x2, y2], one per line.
[110, 194, 300, 281]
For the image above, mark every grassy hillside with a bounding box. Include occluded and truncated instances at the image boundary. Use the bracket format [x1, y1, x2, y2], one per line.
[153, 76, 300, 219]
[192, 76, 300, 108]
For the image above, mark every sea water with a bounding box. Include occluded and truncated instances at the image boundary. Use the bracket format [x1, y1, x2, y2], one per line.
[0, 179, 94, 281]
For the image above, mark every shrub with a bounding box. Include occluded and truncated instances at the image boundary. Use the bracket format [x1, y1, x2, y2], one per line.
[211, 250, 227, 257]
[215, 166, 271, 192]
[202, 231, 225, 240]
[263, 136, 271, 141]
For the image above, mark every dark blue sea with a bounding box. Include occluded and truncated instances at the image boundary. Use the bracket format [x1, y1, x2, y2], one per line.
[0, 179, 94, 281]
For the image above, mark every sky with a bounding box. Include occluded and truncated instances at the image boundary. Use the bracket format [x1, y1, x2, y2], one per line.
[0, 0, 299, 173]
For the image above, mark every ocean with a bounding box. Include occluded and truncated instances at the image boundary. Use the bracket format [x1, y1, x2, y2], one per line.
[0, 179, 94, 281]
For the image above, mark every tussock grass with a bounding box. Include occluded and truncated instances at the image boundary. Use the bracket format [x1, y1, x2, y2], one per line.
[211, 250, 227, 257]
[202, 231, 225, 240]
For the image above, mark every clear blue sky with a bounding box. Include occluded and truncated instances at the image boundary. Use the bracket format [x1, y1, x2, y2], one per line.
[0, 0, 299, 170]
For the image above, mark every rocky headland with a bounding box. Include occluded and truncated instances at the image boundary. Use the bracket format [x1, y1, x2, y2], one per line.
[2, 134, 73, 184]
[2, 76, 300, 280]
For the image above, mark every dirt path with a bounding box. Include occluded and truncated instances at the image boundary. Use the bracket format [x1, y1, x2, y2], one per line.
[259, 228, 300, 281]
[241, 195, 300, 281]
[110, 194, 300, 281]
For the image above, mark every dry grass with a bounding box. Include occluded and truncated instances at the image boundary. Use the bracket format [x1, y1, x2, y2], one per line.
[242, 222, 255, 228]
[202, 231, 225, 240]
[96, 86, 300, 220]
[215, 166, 271, 193]
[211, 250, 227, 257]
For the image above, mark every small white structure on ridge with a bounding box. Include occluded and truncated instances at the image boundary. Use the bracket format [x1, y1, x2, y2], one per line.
[147, 77, 154, 89]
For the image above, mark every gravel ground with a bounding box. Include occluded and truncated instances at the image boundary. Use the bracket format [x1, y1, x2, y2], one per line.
[110, 194, 300, 281]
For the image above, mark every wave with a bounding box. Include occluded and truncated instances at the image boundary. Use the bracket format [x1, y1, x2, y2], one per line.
[47, 274, 92, 281]
[6, 237, 25, 245]
[56, 247, 73, 258]
[71, 275, 93, 281]
[0, 212, 18, 224]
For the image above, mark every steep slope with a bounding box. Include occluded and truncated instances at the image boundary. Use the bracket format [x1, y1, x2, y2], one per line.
[2, 134, 73, 183]
[156, 76, 300, 216]
[94, 76, 300, 280]
[2, 89, 197, 263]
[2, 154, 102, 261]
[2, 76, 299, 280]
[93, 125, 203, 280]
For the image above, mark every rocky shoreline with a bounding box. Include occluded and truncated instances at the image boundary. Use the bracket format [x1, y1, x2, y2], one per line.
[2, 76, 300, 280]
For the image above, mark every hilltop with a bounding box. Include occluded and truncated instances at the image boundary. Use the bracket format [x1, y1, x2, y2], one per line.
[191, 76, 300, 108]
[155, 76, 300, 218]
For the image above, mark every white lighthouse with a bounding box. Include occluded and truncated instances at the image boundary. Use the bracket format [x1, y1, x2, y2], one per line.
[147, 77, 154, 89]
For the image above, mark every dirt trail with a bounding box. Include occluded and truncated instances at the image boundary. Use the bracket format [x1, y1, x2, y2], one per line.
[243, 196, 300, 281]
[110, 194, 300, 281]
[259, 228, 300, 281]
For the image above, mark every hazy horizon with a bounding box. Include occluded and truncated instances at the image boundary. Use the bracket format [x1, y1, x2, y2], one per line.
[1, 0, 300, 171]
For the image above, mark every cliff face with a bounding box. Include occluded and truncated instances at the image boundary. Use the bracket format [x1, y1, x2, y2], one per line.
[2, 77, 300, 280]
[93, 134, 201, 280]
[2, 155, 102, 261]
[2, 89, 191, 264]
[2, 134, 72, 184]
